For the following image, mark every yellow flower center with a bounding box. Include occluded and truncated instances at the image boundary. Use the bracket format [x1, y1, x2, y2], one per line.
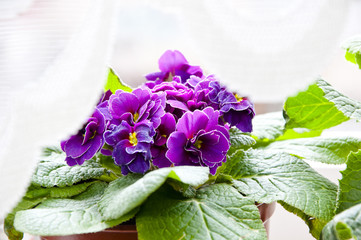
[133, 112, 139, 122]
[234, 93, 243, 102]
[129, 132, 138, 146]
[194, 139, 203, 149]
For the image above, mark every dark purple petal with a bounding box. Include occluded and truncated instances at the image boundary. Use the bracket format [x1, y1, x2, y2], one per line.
[127, 154, 150, 174]
[104, 121, 132, 146]
[113, 140, 135, 165]
[145, 72, 168, 81]
[223, 108, 254, 132]
[166, 132, 188, 164]
[65, 156, 77, 166]
[151, 147, 172, 168]
[63, 134, 91, 158]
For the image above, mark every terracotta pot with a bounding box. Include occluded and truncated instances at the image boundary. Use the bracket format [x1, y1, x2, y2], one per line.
[41, 202, 276, 240]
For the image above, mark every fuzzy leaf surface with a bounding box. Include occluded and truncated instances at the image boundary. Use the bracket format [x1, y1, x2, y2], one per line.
[98, 166, 210, 221]
[263, 137, 361, 164]
[284, 79, 361, 130]
[31, 152, 107, 187]
[322, 203, 361, 240]
[337, 150, 361, 213]
[137, 184, 267, 240]
[222, 150, 337, 230]
[14, 182, 136, 236]
[342, 35, 361, 69]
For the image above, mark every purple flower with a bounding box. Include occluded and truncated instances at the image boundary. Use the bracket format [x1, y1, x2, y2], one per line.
[104, 120, 155, 175]
[203, 78, 255, 132]
[217, 90, 255, 132]
[145, 50, 203, 85]
[151, 113, 176, 168]
[108, 88, 166, 129]
[166, 107, 230, 174]
[151, 79, 194, 115]
[61, 108, 106, 166]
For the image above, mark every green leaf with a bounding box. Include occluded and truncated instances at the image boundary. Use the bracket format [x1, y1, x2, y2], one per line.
[228, 128, 256, 155]
[25, 182, 95, 199]
[14, 182, 136, 236]
[251, 112, 286, 142]
[263, 137, 361, 164]
[222, 149, 337, 238]
[98, 166, 210, 221]
[337, 150, 361, 213]
[284, 79, 361, 130]
[137, 183, 267, 240]
[5, 197, 44, 240]
[251, 112, 321, 145]
[321, 203, 361, 240]
[342, 35, 361, 69]
[104, 68, 132, 93]
[32, 151, 108, 187]
[97, 154, 122, 176]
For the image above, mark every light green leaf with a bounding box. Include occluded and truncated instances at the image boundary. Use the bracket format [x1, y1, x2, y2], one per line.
[97, 154, 122, 176]
[251, 112, 321, 144]
[251, 112, 285, 142]
[321, 203, 361, 240]
[104, 68, 132, 93]
[137, 183, 267, 240]
[5, 197, 44, 240]
[222, 149, 337, 237]
[284, 79, 361, 130]
[228, 128, 256, 155]
[337, 150, 361, 213]
[263, 137, 361, 164]
[25, 182, 95, 199]
[342, 35, 361, 69]
[98, 166, 210, 221]
[14, 182, 136, 236]
[32, 151, 108, 187]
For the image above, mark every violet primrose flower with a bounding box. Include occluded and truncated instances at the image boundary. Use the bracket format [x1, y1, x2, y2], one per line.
[108, 88, 166, 129]
[166, 107, 230, 174]
[61, 108, 106, 166]
[146, 50, 203, 85]
[104, 120, 155, 175]
[151, 113, 176, 168]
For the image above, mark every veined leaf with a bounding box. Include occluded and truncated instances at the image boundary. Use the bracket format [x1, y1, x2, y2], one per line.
[251, 112, 321, 144]
[228, 127, 256, 155]
[104, 68, 132, 93]
[31, 151, 108, 188]
[14, 182, 136, 236]
[137, 184, 267, 240]
[284, 79, 361, 130]
[251, 112, 285, 142]
[98, 166, 210, 221]
[25, 182, 95, 199]
[263, 136, 361, 164]
[5, 197, 44, 240]
[337, 150, 361, 213]
[322, 203, 361, 240]
[222, 149, 337, 238]
[342, 35, 361, 69]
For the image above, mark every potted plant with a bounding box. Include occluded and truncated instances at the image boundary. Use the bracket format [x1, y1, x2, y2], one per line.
[4, 38, 361, 240]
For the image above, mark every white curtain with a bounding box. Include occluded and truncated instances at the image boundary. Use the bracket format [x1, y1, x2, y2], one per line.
[0, 0, 353, 219]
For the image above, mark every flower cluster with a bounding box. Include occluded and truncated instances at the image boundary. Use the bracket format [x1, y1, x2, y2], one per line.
[61, 50, 255, 175]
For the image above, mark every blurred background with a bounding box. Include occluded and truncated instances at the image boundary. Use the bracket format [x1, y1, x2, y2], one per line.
[1, 0, 361, 239]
